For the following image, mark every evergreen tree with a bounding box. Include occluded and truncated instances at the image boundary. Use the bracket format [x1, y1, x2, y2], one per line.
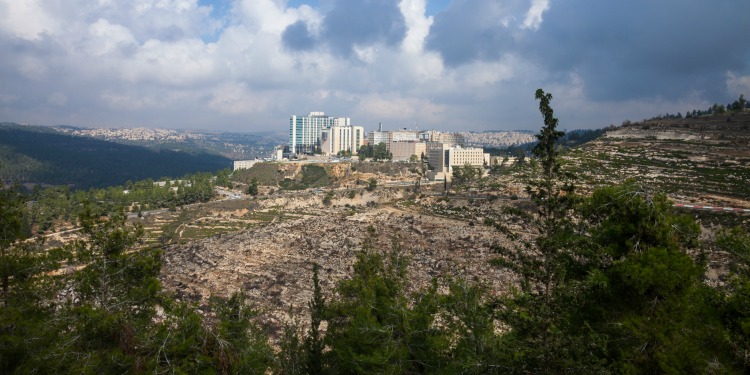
[581, 182, 736, 373]
[492, 89, 607, 373]
[324, 229, 445, 374]
[304, 263, 325, 374]
[716, 227, 750, 369]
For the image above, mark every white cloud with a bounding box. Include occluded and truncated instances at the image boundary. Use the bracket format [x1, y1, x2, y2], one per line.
[1, 0, 747, 132]
[47, 92, 68, 107]
[353, 94, 445, 125]
[399, 0, 432, 54]
[124, 38, 217, 86]
[521, 0, 549, 30]
[18, 57, 49, 80]
[208, 82, 272, 115]
[0, 0, 59, 40]
[726, 72, 750, 97]
[87, 19, 137, 56]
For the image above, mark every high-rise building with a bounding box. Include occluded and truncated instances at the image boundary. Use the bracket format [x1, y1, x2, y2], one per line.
[288, 112, 350, 154]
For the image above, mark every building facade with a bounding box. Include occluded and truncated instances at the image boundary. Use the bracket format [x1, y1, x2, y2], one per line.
[426, 143, 488, 180]
[421, 130, 466, 147]
[389, 141, 427, 161]
[289, 112, 350, 154]
[321, 125, 365, 155]
[233, 160, 259, 171]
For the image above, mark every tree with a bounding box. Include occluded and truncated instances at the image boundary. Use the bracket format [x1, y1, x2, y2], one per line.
[372, 142, 391, 161]
[581, 182, 735, 373]
[304, 263, 325, 374]
[366, 177, 378, 192]
[716, 227, 750, 369]
[247, 177, 259, 196]
[491, 89, 606, 373]
[451, 163, 482, 188]
[324, 229, 444, 374]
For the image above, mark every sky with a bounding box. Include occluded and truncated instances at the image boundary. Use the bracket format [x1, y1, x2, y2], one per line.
[0, 0, 748, 133]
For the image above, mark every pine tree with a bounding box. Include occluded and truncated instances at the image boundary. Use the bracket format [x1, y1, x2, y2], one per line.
[304, 263, 325, 375]
[492, 89, 607, 373]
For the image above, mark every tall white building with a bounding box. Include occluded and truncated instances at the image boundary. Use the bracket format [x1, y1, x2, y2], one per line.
[321, 125, 365, 155]
[288, 112, 350, 154]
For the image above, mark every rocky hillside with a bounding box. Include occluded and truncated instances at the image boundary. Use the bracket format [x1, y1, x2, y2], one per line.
[159, 192, 525, 333]
[565, 112, 750, 208]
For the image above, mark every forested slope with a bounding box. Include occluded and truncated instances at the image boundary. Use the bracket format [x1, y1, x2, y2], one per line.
[0, 123, 231, 188]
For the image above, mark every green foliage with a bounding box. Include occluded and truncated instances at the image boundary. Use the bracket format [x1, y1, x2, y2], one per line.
[280, 165, 331, 191]
[580, 182, 733, 373]
[322, 191, 334, 206]
[716, 227, 750, 369]
[451, 163, 482, 187]
[359, 142, 392, 161]
[366, 177, 378, 192]
[247, 177, 259, 196]
[0, 123, 230, 189]
[325, 231, 438, 374]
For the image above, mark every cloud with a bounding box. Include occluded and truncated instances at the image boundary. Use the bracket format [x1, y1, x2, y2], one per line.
[521, 0, 549, 30]
[282, 0, 407, 58]
[282, 20, 317, 51]
[0, 0, 748, 133]
[0, 0, 59, 41]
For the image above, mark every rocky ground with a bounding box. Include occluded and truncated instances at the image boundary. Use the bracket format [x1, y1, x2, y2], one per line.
[159, 192, 523, 334]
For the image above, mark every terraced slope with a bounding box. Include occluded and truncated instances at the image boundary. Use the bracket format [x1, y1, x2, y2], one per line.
[566, 112, 750, 208]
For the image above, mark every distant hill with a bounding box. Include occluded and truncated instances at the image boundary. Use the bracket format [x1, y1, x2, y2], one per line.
[0, 123, 232, 189]
[52, 126, 287, 160]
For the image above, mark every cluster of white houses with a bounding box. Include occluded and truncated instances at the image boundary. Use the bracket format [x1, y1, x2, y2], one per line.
[235, 111, 490, 181]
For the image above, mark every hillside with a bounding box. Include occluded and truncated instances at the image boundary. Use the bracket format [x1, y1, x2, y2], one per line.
[565, 112, 750, 208]
[53, 126, 286, 160]
[0, 123, 232, 189]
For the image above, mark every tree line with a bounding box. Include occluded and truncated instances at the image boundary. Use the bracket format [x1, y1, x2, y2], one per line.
[17, 172, 215, 235]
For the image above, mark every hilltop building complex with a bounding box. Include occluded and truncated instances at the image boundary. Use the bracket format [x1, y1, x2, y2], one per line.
[288, 112, 364, 155]
[284, 114, 488, 180]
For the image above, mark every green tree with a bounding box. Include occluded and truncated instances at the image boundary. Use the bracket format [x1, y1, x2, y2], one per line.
[324, 230, 444, 374]
[366, 177, 378, 192]
[247, 177, 259, 196]
[373, 142, 392, 161]
[716, 227, 750, 369]
[304, 263, 325, 374]
[581, 182, 735, 373]
[492, 89, 606, 373]
[451, 163, 482, 188]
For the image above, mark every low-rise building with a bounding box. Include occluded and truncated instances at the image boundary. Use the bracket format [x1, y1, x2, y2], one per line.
[390, 141, 426, 161]
[233, 160, 259, 171]
[426, 143, 488, 180]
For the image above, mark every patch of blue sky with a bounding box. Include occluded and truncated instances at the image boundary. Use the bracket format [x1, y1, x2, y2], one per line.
[426, 0, 451, 16]
[197, 0, 231, 42]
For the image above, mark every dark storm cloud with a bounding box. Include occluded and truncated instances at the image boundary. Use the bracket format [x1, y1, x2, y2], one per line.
[282, 0, 407, 58]
[427, 0, 750, 102]
[282, 20, 317, 51]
